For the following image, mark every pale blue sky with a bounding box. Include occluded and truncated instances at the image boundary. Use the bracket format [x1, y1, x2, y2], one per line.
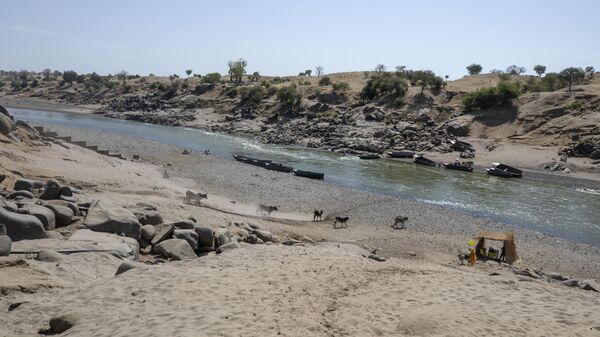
[1, 0, 598, 78]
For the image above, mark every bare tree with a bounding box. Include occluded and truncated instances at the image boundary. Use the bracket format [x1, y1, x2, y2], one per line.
[315, 66, 324, 76]
[42, 68, 52, 81]
[374, 64, 386, 74]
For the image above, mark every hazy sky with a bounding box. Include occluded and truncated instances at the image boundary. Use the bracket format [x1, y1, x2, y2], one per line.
[1, 0, 598, 78]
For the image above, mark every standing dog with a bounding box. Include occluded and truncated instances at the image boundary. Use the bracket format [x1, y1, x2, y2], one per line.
[333, 216, 349, 228]
[257, 204, 278, 216]
[313, 210, 324, 222]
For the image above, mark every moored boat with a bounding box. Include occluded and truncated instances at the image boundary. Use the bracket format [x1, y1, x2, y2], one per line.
[414, 155, 437, 167]
[486, 163, 522, 178]
[443, 162, 473, 172]
[264, 162, 294, 173]
[388, 151, 415, 158]
[293, 169, 325, 179]
[233, 154, 251, 163]
[358, 154, 380, 160]
[450, 139, 475, 152]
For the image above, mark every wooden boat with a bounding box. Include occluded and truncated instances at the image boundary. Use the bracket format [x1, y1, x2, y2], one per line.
[414, 155, 437, 167]
[450, 140, 475, 152]
[264, 162, 294, 173]
[388, 151, 415, 158]
[443, 162, 473, 172]
[293, 169, 324, 180]
[358, 154, 380, 160]
[486, 163, 522, 178]
[233, 154, 251, 163]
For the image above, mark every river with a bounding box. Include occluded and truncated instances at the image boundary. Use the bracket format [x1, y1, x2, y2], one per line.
[9, 107, 600, 247]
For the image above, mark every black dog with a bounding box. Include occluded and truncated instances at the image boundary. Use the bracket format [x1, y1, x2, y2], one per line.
[391, 216, 408, 229]
[333, 216, 349, 228]
[313, 210, 324, 222]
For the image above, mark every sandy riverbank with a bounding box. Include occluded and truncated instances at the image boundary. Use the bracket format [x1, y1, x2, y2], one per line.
[1, 114, 599, 336]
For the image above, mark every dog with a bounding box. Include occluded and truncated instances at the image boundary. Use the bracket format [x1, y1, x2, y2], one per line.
[257, 204, 278, 216]
[333, 216, 349, 228]
[391, 216, 408, 229]
[313, 210, 324, 222]
[185, 190, 208, 204]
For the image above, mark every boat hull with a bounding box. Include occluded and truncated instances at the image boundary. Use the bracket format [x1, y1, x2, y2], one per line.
[293, 169, 324, 179]
[443, 163, 473, 172]
[414, 156, 437, 167]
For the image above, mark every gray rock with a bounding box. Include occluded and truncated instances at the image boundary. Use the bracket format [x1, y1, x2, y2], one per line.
[48, 314, 77, 334]
[194, 226, 214, 251]
[216, 232, 231, 247]
[60, 186, 74, 197]
[446, 121, 470, 136]
[580, 280, 599, 292]
[36, 249, 65, 263]
[153, 239, 197, 260]
[0, 112, 16, 136]
[254, 229, 273, 243]
[115, 260, 143, 276]
[0, 235, 11, 256]
[14, 179, 44, 192]
[171, 220, 195, 229]
[40, 179, 63, 200]
[216, 241, 240, 254]
[0, 198, 18, 212]
[6, 190, 34, 200]
[281, 239, 303, 246]
[134, 210, 163, 225]
[150, 224, 174, 246]
[135, 202, 157, 211]
[44, 204, 74, 227]
[44, 231, 64, 240]
[0, 223, 6, 236]
[84, 201, 141, 240]
[173, 229, 199, 250]
[0, 207, 46, 241]
[69, 229, 139, 260]
[368, 254, 386, 262]
[46, 200, 79, 216]
[548, 272, 568, 281]
[561, 279, 579, 287]
[22, 205, 56, 229]
[140, 225, 156, 241]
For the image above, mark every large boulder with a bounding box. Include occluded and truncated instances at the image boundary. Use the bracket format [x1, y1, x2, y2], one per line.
[140, 224, 156, 241]
[68, 229, 139, 260]
[0, 113, 16, 136]
[46, 200, 79, 216]
[153, 239, 197, 260]
[194, 226, 214, 251]
[0, 207, 46, 241]
[173, 229, 199, 250]
[22, 205, 56, 229]
[134, 210, 163, 225]
[0, 198, 18, 212]
[171, 220, 195, 230]
[44, 204, 74, 227]
[14, 179, 44, 193]
[446, 117, 472, 137]
[0, 235, 11, 256]
[6, 190, 34, 200]
[40, 180, 63, 200]
[150, 224, 174, 246]
[84, 201, 141, 240]
[36, 249, 65, 263]
[216, 241, 240, 254]
[254, 229, 273, 243]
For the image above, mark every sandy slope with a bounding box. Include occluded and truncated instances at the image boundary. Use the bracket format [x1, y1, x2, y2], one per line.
[2, 245, 600, 337]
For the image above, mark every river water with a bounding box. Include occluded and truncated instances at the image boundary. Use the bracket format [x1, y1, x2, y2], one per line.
[9, 107, 600, 246]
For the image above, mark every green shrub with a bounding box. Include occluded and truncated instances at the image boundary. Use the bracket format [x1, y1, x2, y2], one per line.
[332, 81, 350, 93]
[276, 85, 302, 110]
[360, 73, 407, 101]
[203, 72, 221, 83]
[224, 87, 238, 98]
[565, 100, 583, 111]
[319, 76, 331, 86]
[462, 82, 521, 112]
[239, 86, 266, 107]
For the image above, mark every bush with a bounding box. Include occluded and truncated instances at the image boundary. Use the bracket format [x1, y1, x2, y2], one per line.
[239, 86, 266, 107]
[565, 100, 583, 111]
[276, 85, 302, 110]
[224, 87, 238, 98]
[360, 73, 408, 101]
[319, 76, 331, 86]
[462, 82, 521, 112]
[30, 79, 39, 88]
[203, 72, 221, 83]
[332, 81, 350, 93]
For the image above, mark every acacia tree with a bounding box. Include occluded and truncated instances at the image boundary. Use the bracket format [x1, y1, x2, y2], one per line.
[315, 66, 324, 76]
[304, 69, 312, 76]
[61, 70, 78, 85]
[533, 65, 546, 77]
[542, 73, 561, 91]
[374, 64, 386, 74]
[116, 70, 128, 85]
[42, 68, 52, 81]
[559, 67, 585, 92]
[412, 70, 443, 94]
[228, 58, 247, 85]
[466, 63, 482, 76]
[186, 69, 192, 77]
[585, 66, 595, 79]
[506, 65, 526, 75]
